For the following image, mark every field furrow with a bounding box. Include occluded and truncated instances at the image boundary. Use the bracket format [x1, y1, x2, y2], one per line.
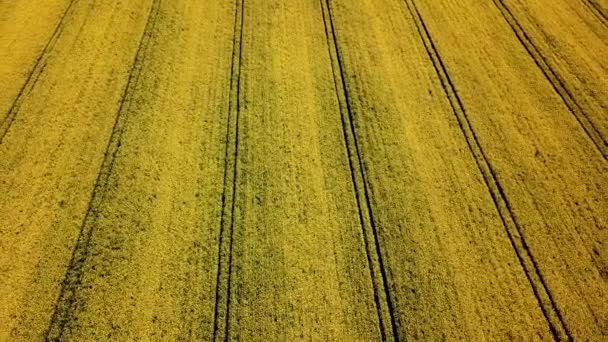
[320, 0, 396, 338]
[402, 1, 569, 337]
[0, 0, 75, 122]
[42, 0, 236, 340]
[0, 0, 154, 339]
[211, 0, 244, 339]
[413, 0, 608, 338]
[588, 0, 608, 21]
[497, 0, 608, 157]
[220, 0, 386, 339]
[326, 0, 555, 339]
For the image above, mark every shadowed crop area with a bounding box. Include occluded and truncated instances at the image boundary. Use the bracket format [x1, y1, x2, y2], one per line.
[1, 0, 606, 340]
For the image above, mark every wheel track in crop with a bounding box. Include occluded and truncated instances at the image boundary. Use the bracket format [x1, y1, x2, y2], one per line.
[493, 0, 607, 160]
[321, 1, 398, 340]
[404, 0, 573, 340]
[584, 0, 608, 25]
[43, 0, 162, 339]
[211, 0, 244, 340]
[0, 0, 79, 144]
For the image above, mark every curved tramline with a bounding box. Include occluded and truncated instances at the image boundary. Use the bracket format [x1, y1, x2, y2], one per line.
[45, 0, 162, 338]
[0, 0, 156, 339]
[43, 0, 237, 339]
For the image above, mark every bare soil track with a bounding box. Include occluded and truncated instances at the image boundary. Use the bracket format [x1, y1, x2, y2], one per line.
[1, 0, 607, 340]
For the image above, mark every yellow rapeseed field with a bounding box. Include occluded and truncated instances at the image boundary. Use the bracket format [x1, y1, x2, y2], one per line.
[1, 0, 606, 340]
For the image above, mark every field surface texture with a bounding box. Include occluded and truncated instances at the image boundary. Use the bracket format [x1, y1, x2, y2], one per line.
[1, 0, 606, 340]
